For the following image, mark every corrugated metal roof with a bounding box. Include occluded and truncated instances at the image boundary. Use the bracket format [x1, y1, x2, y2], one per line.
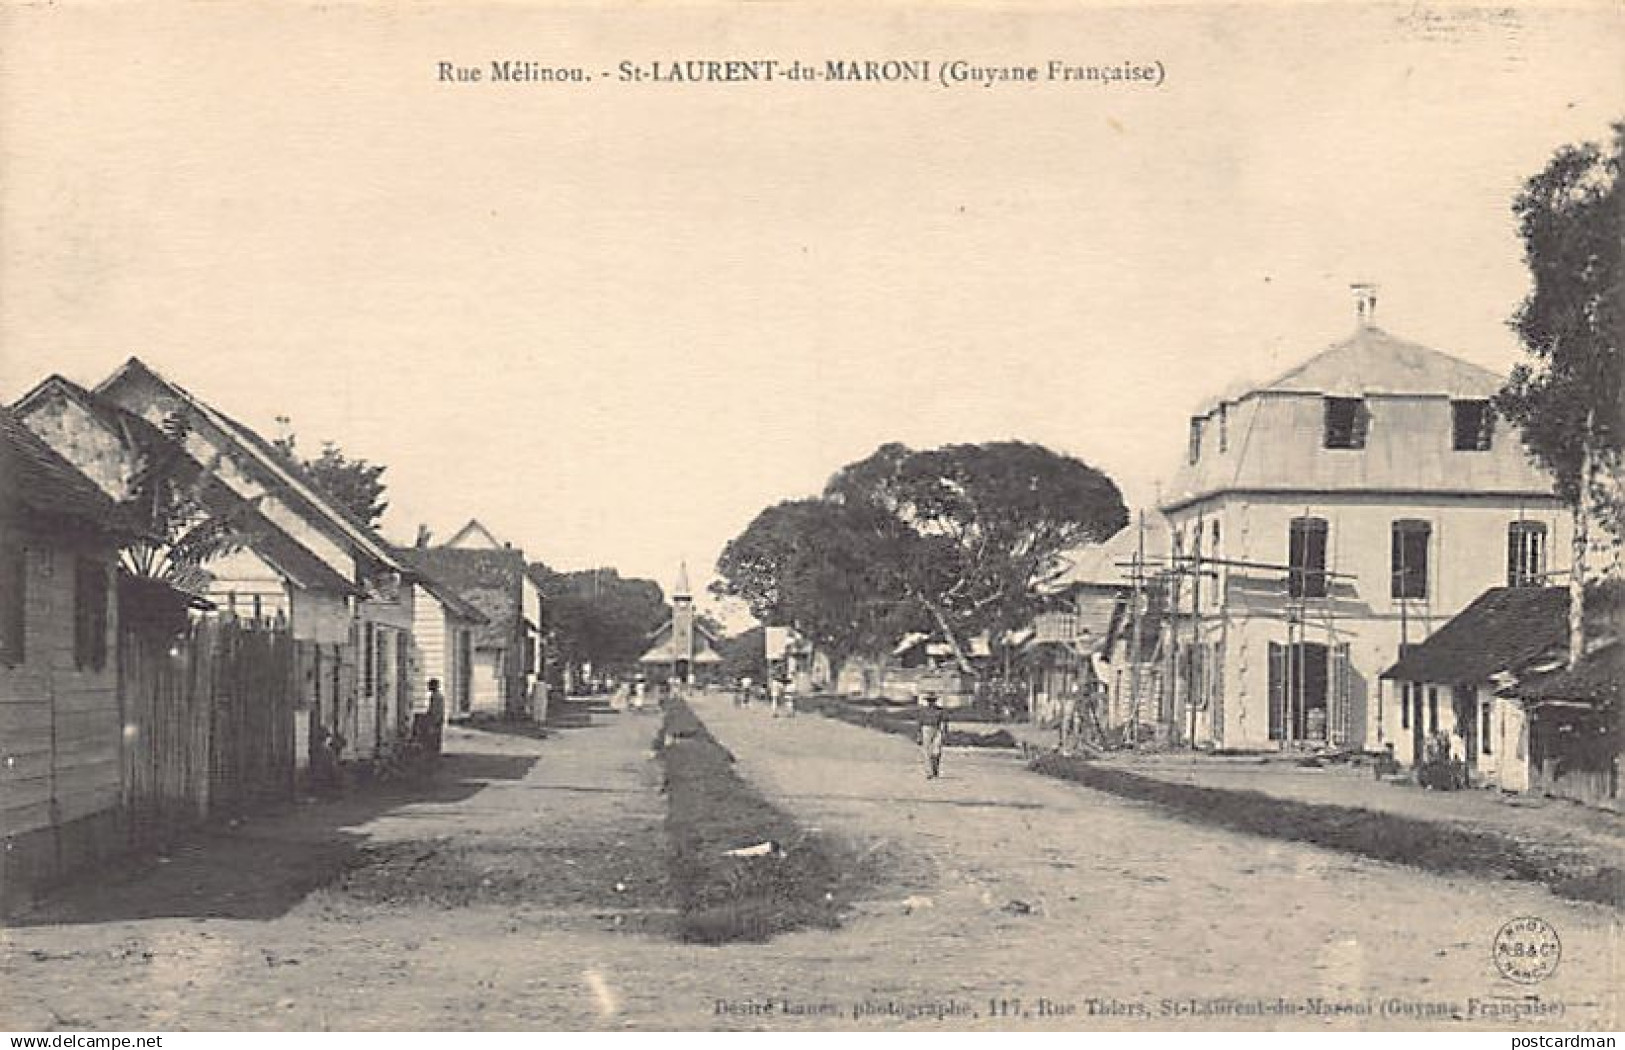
[1047, 512, 1172, 591]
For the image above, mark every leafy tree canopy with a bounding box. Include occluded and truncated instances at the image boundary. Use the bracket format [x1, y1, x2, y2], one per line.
[1496, 120, 1623, 533]
[717, 440, 1129, 675]
[531, 565, 668, 675]
[271, 419, 390, 528]
[121, 411, 260, 596]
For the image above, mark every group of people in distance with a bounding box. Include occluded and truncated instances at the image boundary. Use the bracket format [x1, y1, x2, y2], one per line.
[734, 674, 796, 717]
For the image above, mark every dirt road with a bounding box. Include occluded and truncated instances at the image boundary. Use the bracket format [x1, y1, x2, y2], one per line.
[1, 696, 1617, 1031]
[692, 693, 1620, 1031]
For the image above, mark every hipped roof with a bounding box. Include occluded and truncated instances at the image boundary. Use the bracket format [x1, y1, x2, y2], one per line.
[1382, 586, 1580, 684]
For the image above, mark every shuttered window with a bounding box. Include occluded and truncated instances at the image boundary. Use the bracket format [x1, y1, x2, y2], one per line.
[1323, 398, 1368, 449]
[1508, 522, 1547, 586]
[1452, 400, 1494, 451]
[74, 557, 108, 672]
[1391, 519, 1431, 599]
[1288, 517, 1329, 598]
[0, 544, 24, 667]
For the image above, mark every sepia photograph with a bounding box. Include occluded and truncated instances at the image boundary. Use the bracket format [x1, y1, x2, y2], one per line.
[0, 0, 1621, 1037]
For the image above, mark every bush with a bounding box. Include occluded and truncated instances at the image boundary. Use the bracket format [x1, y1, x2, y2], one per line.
[658, 696, 845, 943]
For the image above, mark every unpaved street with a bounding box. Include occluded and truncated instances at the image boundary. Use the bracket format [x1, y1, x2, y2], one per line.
[1, 696, 1618, 1031]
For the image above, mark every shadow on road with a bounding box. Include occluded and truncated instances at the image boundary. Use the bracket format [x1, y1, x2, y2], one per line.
[6, 747, 539, 929]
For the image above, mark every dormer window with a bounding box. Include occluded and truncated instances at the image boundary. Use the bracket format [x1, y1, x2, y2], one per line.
[1218, 404, 1229, 452]
[1188, 418, 1203, 465]
[1323, 397, 1367, 449]
[1452, 400, 1494, 451]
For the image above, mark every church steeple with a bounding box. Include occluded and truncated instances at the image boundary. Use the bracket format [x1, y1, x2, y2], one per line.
[673, 560, 691, 601]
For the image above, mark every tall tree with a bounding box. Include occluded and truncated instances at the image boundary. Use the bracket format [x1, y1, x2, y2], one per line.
[1495, 120, 1623, 663]
[271, 419, 390, 528]
[827, 441, 1128, 671]
[532, 565, 668, 680]
[714, 497, 920, 685]
[717, 441, 1128, 680]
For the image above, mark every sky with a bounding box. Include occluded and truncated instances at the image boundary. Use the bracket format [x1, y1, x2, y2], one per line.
[2, 2, 1621, 620]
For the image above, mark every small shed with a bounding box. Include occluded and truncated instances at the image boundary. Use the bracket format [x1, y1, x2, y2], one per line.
[1503, 643, 1621, 811]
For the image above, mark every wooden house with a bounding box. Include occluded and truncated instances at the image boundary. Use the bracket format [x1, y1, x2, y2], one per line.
[1504, 642, 1620, 810]
[404, 520, 545, 719]
[11, 375, 366, 771]
[394, 547, 487, 720]
[1027, 511, 1172, 738]
[1159, 309, 1570, 751]
[0, 407, 136, 909]
[90, 358, 419, 762]
[1383, 584, 1620, 806]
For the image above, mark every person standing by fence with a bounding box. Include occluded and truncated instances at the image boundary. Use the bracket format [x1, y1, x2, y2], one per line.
[422, 678, 447, 758]
[918, 694, 948, 779]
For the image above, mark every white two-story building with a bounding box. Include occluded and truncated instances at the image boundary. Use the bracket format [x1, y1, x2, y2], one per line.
[1157, 311, 1569, 752]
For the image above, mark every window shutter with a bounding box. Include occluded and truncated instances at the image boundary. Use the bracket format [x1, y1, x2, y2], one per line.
[1268, 642, 1285, 741]
[74, 558, 108, 672]
[0, 545, 25, 667]
[1331, 643, 1353, 745]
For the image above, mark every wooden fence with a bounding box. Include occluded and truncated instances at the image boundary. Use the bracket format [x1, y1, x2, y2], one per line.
[120, 616, 296, 844]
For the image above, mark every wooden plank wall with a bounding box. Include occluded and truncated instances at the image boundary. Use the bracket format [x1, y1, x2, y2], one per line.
[120, 616, 296, 845]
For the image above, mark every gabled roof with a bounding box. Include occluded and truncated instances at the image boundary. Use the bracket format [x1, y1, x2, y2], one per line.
[393, 547, 490, 625]
[638, 630, 723, 664]
[95, 357, 404, 575]
[13, 373, 357, 596]
[399, 545, 528, 646]
[14, 374, 175, 460]
[1259, 325, 1504, 398]
[445, 519, 507, 550]
[0, 405, 136, 537]
[1383, 586, 1572, 683]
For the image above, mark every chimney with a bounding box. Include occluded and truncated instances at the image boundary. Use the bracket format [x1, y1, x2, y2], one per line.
[415, 524, 432, 548]
[1350, 282, 1380, 327]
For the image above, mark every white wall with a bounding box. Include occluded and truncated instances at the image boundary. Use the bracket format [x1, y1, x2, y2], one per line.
[1165, 491, 1570, 750]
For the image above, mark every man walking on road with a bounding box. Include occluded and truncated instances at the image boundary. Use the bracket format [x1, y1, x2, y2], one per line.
[918, 694, 948, 779]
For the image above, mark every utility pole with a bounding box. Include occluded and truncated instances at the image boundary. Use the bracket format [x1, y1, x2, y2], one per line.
[1127, 510, 1145, 749]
